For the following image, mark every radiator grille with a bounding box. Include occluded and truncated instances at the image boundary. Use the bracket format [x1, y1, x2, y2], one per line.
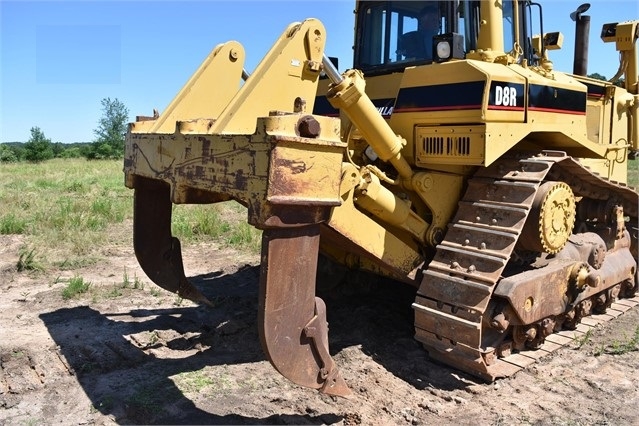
[424, 137, 445, 155]
[415, 125, 485, 166]
[423, 136, 471, 156]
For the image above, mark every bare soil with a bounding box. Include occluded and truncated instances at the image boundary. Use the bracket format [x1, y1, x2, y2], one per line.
[1, 231, 638, 425]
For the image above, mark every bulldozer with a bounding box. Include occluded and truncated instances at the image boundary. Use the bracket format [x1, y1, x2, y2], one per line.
[124, 0, 639, 397]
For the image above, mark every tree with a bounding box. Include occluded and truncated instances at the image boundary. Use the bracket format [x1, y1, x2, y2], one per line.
[90, 97, 129, 159]
[0, 144, 18, 163]
[23, 127, 54, 163]
[587, 72, 607, 81]
[588, 72, 625, 88]
[52, 142, 66, 158]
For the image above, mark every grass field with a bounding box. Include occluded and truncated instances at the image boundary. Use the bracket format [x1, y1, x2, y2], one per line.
[0, 158, 261, 271]
[0, 158, 637, 272]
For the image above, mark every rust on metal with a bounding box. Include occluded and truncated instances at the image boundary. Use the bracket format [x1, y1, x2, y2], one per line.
[132, 176, 212, 306]
[258, 225, 351, 397]
[414, 153, 639, 381]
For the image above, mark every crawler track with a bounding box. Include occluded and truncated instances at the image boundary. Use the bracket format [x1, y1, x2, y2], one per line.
[413, 151, 639, 380]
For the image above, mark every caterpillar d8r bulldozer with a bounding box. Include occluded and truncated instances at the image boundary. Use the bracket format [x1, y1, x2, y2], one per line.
[124, 1, 639, 396]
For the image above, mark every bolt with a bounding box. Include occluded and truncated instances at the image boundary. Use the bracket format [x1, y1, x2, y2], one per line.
[297, 115, 321, 138]
[524, 297, 534, 312]
[307, 60, 322, 72]
[540, 318, 555, 337]
[229, 49, 238, 60]
[586, 273, 601, 287]
[611, 284, 621, 300]
[482, 351, 496, 365]
[524, 326, 537, 341]
[421, 175, 434, 190]
[497, 342, 512, 358]
[429, 227, 444, 245]
[491, 313, 509, 332]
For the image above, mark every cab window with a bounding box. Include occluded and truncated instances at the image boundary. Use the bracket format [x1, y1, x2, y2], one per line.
[355, 1, 440, 72]
[354, 1, 469, 73]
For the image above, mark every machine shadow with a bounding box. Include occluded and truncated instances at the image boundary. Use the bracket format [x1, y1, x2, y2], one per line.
[40, 262, 477, 423]
[39, 265, 342, 425]
[317, 269, 482, 391]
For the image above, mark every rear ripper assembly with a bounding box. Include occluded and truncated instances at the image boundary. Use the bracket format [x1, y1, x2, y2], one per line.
[125, 2, 639, 395]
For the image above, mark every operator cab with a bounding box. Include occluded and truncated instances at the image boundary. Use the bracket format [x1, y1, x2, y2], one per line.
[354, 0, 545, 75]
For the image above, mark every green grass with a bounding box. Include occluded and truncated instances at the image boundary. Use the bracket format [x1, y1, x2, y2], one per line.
[575, 328, 594, 349]
[0, 213, 27, 234]
[20, 418, 42, 426]
[122, 269, 145, 290]
[53, 257, 99, 271]
[171, 202, 261, 251]
[16, 247, 43, 272]
[0, 158, 261, 272]
[598, 326, 639, 356]
[61, 275, 91, 299]
[628, 159, 638, 188]
[172, 366, 236, 396]
[128, 386, 164, 422]
[88, 269, 149, 301]
[592, 325, 639, 356]
[173, 370, 215, 393]
[227, 221, 261, 248]
[127, 381, 182, 423]
[0, 159, 132, 263]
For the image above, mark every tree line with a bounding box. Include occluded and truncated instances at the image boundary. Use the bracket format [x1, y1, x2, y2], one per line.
[0, 97, 129, 163]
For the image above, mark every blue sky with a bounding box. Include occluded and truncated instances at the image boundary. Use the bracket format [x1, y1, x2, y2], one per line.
[1, 0, 637, 143]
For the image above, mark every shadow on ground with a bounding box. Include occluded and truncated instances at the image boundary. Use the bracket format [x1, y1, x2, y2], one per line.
[40, 262, 477, 423]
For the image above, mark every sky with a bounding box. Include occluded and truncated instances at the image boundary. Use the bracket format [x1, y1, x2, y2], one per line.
[1, 0, 638, 143]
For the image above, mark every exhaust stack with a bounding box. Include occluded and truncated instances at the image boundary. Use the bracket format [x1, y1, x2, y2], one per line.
[571, 3, 591, 76]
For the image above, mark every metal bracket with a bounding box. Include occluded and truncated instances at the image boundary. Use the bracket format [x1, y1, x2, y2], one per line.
[303, 297, 351, 397]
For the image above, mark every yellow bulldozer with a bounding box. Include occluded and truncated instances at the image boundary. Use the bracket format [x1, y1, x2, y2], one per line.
[124, 1, 639, 397]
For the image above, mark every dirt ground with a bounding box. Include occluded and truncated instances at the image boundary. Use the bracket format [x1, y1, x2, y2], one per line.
[1, 230, 638, 425]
